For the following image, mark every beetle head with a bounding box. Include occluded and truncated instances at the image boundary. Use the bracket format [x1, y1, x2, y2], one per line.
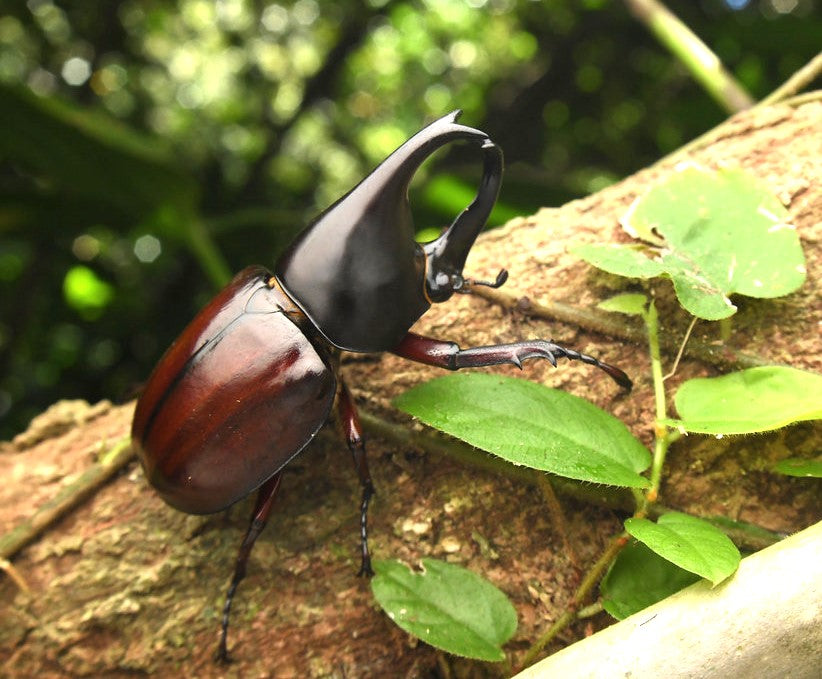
[275, 110, 503, 353]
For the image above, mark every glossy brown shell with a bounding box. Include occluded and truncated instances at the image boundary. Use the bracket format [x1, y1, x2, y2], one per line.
[131, 266, 336, 514]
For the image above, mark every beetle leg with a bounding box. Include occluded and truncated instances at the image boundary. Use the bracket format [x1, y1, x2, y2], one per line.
[336, 381, 376, 577]
[392, 331, 632, 390]
[215, 472, 283, 664]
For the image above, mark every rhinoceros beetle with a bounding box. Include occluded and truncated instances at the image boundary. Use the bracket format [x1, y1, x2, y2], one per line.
[131, 110, 631, 661]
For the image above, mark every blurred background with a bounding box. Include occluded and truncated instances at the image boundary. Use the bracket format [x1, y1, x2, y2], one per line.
[0, 0, 818, 439]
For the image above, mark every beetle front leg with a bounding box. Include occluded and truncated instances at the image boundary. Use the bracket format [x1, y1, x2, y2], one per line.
[392, 331, 632, 390]
[215, 472, 283, 664]
[336, 381, 376, 576]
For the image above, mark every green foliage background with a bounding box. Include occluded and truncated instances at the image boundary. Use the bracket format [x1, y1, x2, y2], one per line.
[0, 0, 817, 438]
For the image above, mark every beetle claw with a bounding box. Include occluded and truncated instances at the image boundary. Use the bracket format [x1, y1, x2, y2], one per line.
[506, 345, 558, 368]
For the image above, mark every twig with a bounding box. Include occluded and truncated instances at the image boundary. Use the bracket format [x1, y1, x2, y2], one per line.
[663, 315, 697, 381]
[0, 558, 30, 593]
[760, 50, 822, 106]
[0, 437, 134, 561]
[472, 285, 776, 372]
[623, 0, 754, 113]
[663, 62, 821, 164]
[780, 90, 822, 107]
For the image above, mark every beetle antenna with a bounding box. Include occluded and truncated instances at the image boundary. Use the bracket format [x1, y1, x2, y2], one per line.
[458, 268, 508, 293]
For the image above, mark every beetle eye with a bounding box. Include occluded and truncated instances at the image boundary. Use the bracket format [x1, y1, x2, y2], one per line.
[450, 274, 464, 291]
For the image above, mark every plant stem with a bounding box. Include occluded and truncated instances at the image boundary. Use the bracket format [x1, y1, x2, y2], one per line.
[573, 533, 629, 607]
[645, 302, 671, 499]
[660, 61, 820, 166]
[647, 302, 667, 424]
[517, 303, 667, 671]
[759, 50, 822, 106]
[781, 90, 822, 107]
[719, 317, 733, 342]
[623, 0, 753, 113]
[518, 532, 630, 670]
[183, 212, 233, 289]
[536, 473, 580, 571]
[576, 601, 603, 619]
[663, 315, 697, 380]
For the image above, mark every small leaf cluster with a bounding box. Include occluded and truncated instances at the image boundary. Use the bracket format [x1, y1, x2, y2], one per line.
[371, 165, 819, 665]
[574, 165, 806, 320]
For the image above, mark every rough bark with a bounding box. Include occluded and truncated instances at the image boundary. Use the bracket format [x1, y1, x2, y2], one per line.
[1, 101, 820, 678]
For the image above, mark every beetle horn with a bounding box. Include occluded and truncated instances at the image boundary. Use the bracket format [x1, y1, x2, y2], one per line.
[275, 110, 501, 353]
[422, 137, 503, 302]
[364, 109, 493, 202]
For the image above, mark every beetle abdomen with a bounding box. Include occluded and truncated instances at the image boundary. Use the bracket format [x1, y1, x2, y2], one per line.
[132, 267, 336, 514]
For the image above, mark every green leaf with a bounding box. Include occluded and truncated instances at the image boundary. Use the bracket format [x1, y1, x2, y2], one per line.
[577, 166, 807, 320]
[705, 515, 783, 545]
[601, 541, 699, 620]
[597, 293, 648, 316]
[371, 559, 517, 661]
[0, 87, 232, 288]
[661, 254, 739, 319]
[666, 366, 822, 435]
[772, 457, 822, 478]
[573, 243, 666, 279]
[0, 84, 197, 219]
[395, 374, 649, 488]
[625, 513, 740, 586]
